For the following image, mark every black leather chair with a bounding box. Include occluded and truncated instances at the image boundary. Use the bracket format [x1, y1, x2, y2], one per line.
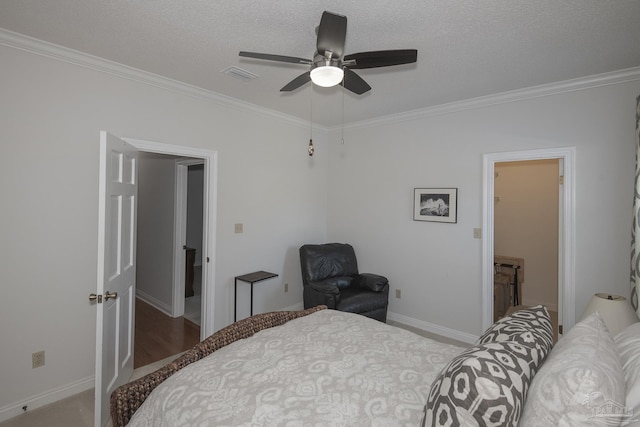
[299, 243, 389, 322]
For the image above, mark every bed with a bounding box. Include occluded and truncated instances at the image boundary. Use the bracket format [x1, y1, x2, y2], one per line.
[111, 304, 640, 426]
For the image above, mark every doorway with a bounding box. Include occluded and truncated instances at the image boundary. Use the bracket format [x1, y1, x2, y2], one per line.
[493, 159, 560, 340]
[125, 137, 218, 338]
[172, 159, 205, 323]
[181, 162, 205, 326]
[134, 153, 204, 366]
[482, 147, 576, 336]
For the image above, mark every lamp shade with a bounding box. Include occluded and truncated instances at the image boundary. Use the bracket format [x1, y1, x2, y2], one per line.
[579, 293, 639, 336]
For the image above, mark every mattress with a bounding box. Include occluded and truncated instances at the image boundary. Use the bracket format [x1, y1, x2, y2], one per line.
[127, 309, 465, 426]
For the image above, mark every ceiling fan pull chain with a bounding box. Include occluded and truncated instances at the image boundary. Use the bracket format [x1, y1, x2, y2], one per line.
[341, 89, 345, 144]
[308, 85, 314, 156]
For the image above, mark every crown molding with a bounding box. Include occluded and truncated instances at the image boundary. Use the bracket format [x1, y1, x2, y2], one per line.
[337, 66, 640, 132]
[0, 28, 329, 133]
[2, 28, 638, 134]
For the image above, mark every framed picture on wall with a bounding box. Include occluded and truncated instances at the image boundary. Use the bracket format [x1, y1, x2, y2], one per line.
[413, 188, 458, 223]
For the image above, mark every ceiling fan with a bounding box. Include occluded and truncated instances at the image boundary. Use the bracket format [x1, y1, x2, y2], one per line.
[239, 11, 417, 95]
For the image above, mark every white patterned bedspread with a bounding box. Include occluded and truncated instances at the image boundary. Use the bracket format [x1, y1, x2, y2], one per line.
[128, 310, 465, 427]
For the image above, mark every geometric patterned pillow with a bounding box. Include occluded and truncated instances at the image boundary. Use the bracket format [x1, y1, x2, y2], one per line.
[423, 341, 542, 427]
[476, 305, 553, 368]
[423, 306, 554, 427]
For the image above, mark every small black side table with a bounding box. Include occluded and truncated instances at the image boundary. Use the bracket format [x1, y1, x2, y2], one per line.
[234, 271, 278, 322]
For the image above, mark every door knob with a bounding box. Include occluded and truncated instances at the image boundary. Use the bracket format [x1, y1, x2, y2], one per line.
[89, 293, 97, 301]
[88, 293, 102, 303]
[104, 291, 118, 301]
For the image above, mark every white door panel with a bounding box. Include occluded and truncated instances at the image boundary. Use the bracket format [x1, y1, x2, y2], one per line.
[94, 131, 138, 426]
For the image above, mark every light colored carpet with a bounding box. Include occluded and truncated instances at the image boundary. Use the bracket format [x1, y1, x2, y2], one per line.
[387, 320, 471, 348]
[0, 353, 183, 427]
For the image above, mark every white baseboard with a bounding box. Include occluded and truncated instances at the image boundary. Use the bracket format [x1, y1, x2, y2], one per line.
[387, 311, 479, 345]
[0, 376, 94, 423]
[136, 290, 173, 316]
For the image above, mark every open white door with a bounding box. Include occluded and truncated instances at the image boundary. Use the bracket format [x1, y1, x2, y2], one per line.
[93, 131, 138, 426]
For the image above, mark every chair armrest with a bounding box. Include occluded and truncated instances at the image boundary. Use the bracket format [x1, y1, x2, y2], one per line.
[307, 280, 341, 295]
[354, 273, 389, 292]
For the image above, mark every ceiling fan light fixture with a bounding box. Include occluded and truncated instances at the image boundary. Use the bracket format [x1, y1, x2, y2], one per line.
[240, 12, 417, 94]
[310, 65, 344, 87]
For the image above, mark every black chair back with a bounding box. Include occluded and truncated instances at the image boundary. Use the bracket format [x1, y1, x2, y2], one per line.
[300, 243, 359, 285]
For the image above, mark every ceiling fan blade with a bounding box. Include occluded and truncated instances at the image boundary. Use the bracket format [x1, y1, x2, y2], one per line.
[280, 72, 311, 92]
[343, 49, 417, 69]
[316, 11, 347, 58]
[239, 51, 311, 65]
[341, 68, 371, 95]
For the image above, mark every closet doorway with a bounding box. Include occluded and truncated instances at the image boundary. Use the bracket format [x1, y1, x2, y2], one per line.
[493, 159, 559, 341]
[177, 161, 205, 326]
[482, 147, 576, 338]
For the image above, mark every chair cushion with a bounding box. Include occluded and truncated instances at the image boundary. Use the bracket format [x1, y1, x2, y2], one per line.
[337, 288, 388, 314]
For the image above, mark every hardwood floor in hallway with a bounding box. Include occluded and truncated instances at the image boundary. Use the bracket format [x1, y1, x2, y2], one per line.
[134, 298, 200, 368]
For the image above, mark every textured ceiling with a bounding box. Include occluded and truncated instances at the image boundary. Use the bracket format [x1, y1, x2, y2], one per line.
[1, 0, 639, 127]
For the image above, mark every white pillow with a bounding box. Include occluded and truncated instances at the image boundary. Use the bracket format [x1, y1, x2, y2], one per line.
[520, 312, 627, 426]
[615, 322, 640, 421]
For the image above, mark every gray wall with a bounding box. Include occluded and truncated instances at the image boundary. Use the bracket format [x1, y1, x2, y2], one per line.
[136, 153, 178, 312]
[1, 31, 640, 419]
[327, 80, 640, 336]
[0, 43, 328, 416]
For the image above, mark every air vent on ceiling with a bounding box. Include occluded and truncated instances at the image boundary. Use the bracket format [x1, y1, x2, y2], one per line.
[222, 66, 259, 82]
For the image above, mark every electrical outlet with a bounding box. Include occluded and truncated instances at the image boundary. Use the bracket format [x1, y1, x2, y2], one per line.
[284, 283, 288, 292]
[395, 289, 401, 299]
[32, 351, 45, 369]
[473, 228, 482, 239]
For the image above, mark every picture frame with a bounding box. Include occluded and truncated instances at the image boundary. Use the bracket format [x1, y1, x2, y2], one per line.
[413, 188, 458, 223]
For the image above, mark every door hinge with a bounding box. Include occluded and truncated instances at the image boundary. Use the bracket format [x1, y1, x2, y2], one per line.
[206, 257, 210, 263]
[558, 324, 563, 335]
[559, 175, 564, 185]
